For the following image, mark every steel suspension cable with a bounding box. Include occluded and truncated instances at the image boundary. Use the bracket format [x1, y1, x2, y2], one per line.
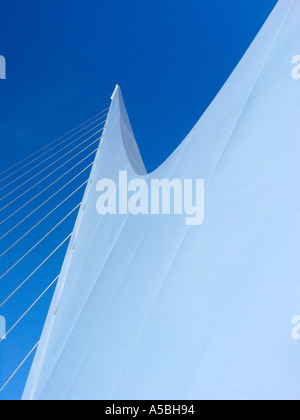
[0, 133, 102, 213]
[0, 233, 72, 308]
[0, 341, 40, 393]
[0, 147, 100, 225]
[0, 105, 110, 395]
[0, 106, 109, 181]
[0, 123, 104, 202]
[0, 167, 92, 250]
[0, 113, 107, 193]
[0, 276, 58, 343]
[0, 202, 82, 280]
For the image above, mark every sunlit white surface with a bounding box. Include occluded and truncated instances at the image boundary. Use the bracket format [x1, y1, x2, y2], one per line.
[23, 0, 300, 400]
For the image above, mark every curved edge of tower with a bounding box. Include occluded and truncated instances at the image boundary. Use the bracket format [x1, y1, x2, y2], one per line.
[22, 85, 147, 400]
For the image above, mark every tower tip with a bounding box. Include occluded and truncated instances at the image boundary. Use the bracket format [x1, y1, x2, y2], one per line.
[111, 84, 120, 100]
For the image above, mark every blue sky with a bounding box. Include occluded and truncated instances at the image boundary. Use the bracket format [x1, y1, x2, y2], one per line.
[0, 0, 277, 400]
